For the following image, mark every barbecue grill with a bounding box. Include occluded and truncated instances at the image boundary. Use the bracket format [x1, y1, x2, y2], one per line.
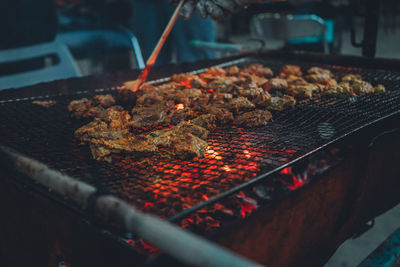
[1, 51, 400, 266]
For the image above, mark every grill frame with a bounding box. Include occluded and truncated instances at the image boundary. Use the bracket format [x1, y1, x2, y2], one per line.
[0, 51, 400, 234]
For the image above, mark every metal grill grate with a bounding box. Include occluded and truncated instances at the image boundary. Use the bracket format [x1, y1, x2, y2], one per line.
[1, 57, 400, 221]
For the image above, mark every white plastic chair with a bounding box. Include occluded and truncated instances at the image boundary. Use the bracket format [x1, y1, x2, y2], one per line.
[0, 40, 81, 90]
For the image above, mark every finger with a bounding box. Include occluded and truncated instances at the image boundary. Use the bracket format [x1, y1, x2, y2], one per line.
[205, 1, 225, 20]
[212, 0, 237, 12]
[196, 0, 208, 19]
[179, 0, 197, 20]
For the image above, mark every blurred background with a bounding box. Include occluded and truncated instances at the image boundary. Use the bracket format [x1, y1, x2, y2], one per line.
[1, 0, 399, 79]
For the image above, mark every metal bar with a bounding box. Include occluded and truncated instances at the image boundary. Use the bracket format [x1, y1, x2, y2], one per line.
[0, 145, 262, 267]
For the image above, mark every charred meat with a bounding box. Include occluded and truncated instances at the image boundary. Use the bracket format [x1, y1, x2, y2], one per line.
[234, 110, 272, 127]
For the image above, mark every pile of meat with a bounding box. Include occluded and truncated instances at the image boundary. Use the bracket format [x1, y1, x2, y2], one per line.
[68, 64, 385, 162]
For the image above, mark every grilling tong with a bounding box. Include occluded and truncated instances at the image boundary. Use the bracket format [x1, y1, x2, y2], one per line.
[127, 0, 186, 92]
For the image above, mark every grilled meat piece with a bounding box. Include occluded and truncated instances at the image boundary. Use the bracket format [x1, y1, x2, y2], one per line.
[351, 81, 374, 94]
[169, 107, 197, 125]
[241, 73, 269, 87]
[152, 121, 209, 141]
[305, 67, 334, 85]
[242, 64, 274, 77]
[68, 95, 116, 119]
[288, 84, 319, 99]
[265, 78, 288, 91]
[68, 98, 104, 119]
[136, 90, 164, 106]
[150, 121, 208, 159]
[163, 132, 208, 159]
[280, 65, 302, 77]
[234, 110, 272, 127]
[74, 119, 130, 143]
[204, 66, 227, 76]
[373, 84, 386, 93]
[171, 73, 207, 88]
[269, 95, 296, 111]
[286, 75, 308, 86]
[212, 93, 233, 105]
[192, 114, 217, 130]
[92, 94, 116, 107]
[131, 105, 171, 127]
[226, 66, 240, 75]
[307, 67, 333, 76]
[341, 74, 362, 83]
[239, 87, 272, 108]
[89, 134, 157, 162]
[209, 79, 237, 94]
[323, 82, 354, 98]
[97, 106, 131, 129]
[224, 97, 256, 114]
[74, 113, 145, 162]
[204, 106, 234, 124]
[305, 73, 333, 85]
[32, 100, 56, 108]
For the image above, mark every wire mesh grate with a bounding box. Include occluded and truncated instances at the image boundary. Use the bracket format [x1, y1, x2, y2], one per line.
[0, 57, 400, 220]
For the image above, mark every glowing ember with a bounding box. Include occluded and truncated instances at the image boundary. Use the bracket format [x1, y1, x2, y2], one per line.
[179, 80, 192, 88]
[175, 103, 185, 110]
[280, 166, 307, 190]
[222, 165, 231, 172]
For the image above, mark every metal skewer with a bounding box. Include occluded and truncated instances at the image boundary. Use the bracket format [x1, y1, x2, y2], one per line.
[129, 0, 186, 92]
